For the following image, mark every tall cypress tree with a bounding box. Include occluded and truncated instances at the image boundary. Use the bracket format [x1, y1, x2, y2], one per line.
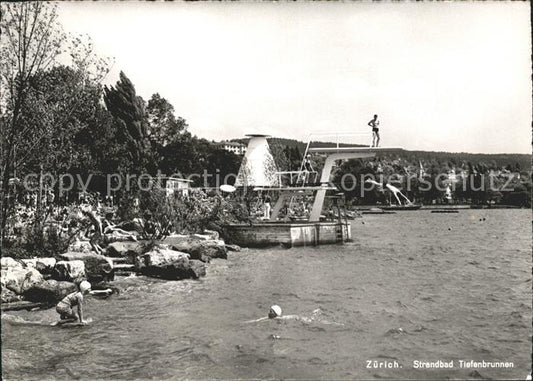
[103, 71, 153, 173]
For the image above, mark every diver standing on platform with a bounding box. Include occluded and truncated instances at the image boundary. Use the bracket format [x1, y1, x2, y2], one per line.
[368, 114, 380, 147]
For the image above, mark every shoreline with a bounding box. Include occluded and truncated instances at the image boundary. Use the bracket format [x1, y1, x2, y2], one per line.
[1, 232, 239, 313]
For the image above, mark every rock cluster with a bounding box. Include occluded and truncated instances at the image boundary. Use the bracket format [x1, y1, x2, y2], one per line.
[1, 232, 240, 309]
[135, 248, 206, 280]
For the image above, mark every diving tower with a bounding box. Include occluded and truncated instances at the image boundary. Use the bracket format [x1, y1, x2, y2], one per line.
[224, 131, 403, 247]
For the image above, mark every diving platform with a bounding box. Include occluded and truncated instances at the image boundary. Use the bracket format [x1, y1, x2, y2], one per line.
[222, 131, 403, 248]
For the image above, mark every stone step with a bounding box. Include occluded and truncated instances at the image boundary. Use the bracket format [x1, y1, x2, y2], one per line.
[108, 257, 129, 264]
[1, 301, 45, 312]
[113, 264, 135, 270]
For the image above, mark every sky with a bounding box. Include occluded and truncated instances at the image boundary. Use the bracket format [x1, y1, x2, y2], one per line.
[56, 2, 531, 154]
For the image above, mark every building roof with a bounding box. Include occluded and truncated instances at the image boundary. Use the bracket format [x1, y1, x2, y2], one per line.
[215, 141, 246, 147]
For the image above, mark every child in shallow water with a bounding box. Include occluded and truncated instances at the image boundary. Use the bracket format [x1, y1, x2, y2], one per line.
[55, 281, 91, 325]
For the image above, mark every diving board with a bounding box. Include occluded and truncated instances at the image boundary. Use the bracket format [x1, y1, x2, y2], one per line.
[308, 146, 404, 154]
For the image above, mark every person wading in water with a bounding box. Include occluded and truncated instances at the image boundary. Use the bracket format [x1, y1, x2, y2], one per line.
[55, 281, 91, 325]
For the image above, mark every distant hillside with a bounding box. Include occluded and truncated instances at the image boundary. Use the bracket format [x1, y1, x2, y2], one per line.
[230, 137, 531, 171]
[380, 150, 530, 172]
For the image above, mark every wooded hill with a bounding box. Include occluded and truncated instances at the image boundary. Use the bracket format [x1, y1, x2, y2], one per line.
[231, 137, 530, 173]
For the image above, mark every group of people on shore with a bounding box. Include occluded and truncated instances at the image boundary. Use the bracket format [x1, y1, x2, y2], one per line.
[7, 192, 171, 248]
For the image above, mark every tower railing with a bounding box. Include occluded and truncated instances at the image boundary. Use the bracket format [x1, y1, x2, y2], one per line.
[275, 170, 319, 187]
[299, 131, 373, 172]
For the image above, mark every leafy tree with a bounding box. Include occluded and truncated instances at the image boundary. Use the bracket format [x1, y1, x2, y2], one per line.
[15, 66, 104, 175]
[0, 3, 110, 239]
[158, 134, 207, 179]
[282, 145, 303, 171]
[146, 93, 188, 146]
[269, 141, 291, 172]
[204, 148, 241, 187]
[103, 71, 154, 173]
[1, 2, 65, 238]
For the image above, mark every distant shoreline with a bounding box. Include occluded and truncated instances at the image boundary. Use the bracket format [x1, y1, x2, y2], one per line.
[353, 204, 525, 211]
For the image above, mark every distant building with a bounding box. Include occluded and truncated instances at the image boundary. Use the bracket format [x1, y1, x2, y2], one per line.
[160, 177, 193, 197]
[215, 141, 247, 155]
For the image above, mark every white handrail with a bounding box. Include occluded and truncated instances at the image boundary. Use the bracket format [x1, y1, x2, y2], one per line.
[276, 170, 319, 186]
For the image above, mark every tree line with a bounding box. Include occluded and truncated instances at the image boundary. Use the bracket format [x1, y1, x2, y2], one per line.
[0, 3, 240, 242]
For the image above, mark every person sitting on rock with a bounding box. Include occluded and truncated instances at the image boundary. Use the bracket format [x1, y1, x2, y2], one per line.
[55, 281, 91, 325]
[102, 212, 138, 242]
[142, 211, 161, 238]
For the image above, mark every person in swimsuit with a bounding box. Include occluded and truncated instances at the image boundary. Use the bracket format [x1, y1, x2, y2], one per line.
[368, 114, 380, 147]
[102, 212, 138, 242]
[263, 194, 272, 219]
[55, 281, 91, 325]
[81, 205, 103, 254]
[301, 154, 314, 183]
[245, 305, 343, 326]
[246, 305, 298, 322]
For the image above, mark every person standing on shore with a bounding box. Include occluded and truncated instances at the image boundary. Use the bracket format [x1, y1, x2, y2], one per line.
[368, 114, 380, 147]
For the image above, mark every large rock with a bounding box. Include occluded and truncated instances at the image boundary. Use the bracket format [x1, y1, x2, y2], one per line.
[1, 287, 23, 303]
[105, 241, 146, 262]
[1, 257, 23, 269]
[20, 258, 57, 275]
[139, 256, 206, 280]
[135, 247, 206, 280]
[195, 229, 220, 241]
[189, 259, 207, 279]
[225, 244, 241, 252]
[135, 248, 189, 271]
[161, 235, 227, 262]
[23, 280, 77, 305]
[52, 260, 86, 282]
[59, 252, 114, 283]
[1, 267, 44, 295]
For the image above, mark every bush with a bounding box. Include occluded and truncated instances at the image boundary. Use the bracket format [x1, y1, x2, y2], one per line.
[116, 186, 252, 238]
[2, 205, 85, 259]
[170, 189, 224, 234]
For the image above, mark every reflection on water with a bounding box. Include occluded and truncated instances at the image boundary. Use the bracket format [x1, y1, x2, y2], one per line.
[2, 210, 531, 380]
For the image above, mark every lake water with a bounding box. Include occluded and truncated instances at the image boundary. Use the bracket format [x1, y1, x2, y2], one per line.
[2, 209, 531, 380]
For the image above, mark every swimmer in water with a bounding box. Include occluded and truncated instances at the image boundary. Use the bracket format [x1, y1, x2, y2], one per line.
[55, 281, 91, 325]
[269, 305, 282, 319]
[245, 305, 298, 323]
[245, 305, 342, 325]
